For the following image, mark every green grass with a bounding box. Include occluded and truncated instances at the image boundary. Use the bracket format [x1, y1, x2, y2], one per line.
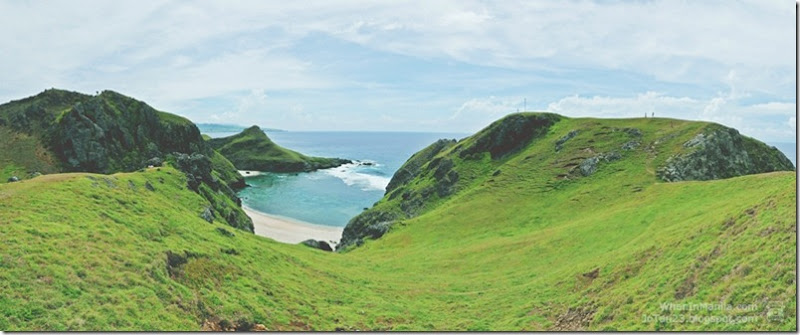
[0, 116, 795, 331]
[0, 126, 61, 182]
[207, 126, 347, 172]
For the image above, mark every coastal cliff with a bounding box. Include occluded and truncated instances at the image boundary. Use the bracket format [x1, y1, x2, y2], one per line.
[339, 113, 794, 250]
[207, 126, 350, 173]
[0, 104, 795, 330]
[0, 89, 251, 231]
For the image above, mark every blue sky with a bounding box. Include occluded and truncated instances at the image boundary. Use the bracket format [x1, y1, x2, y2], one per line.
[0, 0, 796, 142]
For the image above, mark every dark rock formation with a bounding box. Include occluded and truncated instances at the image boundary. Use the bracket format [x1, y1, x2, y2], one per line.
[656, 126, 794, 182]
[459, 113, 561, 160]
[341, 113, 562, 251]
[200, 206, 215, 223]
[300, 239, 333, 252]
[555, 130, 579, 152]
[578, 152, 621, 176]
[51, 91, 207, 173]
[7, 176, 19, 182]
[169, 152, 253, 232]
[621, 141, 640, 151]
[339, 210, 398, 250]
[386, 139, 457, 194]
[0, 89, 252, 232]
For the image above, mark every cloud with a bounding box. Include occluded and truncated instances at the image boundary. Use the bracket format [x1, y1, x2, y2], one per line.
[0, 1, 792, 141]
[450, 96, 521, 120]
[544, 91, 796, 142]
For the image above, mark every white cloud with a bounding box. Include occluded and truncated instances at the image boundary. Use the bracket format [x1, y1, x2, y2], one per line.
[546, 92, 700, 119]
[451, 96, 521, 119]
[0, 0, 793, 140]
[544, 91, 796, 142]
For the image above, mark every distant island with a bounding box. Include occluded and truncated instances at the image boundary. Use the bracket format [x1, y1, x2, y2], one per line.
[207, 126, 350, 173]
[197, 123, 286, 134]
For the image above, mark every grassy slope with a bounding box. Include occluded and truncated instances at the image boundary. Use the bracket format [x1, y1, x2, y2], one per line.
[0, 89, 92, 179]
[0, 117, 795, 331]
[207, 126, 347, 172]
[0, 126, 61, 181]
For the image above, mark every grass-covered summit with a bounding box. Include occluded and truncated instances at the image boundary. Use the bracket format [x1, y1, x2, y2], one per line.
[340, 113, 794, 249]
[0, 89, 251, 231]
[207, 125, 350, 172]
[0, 110, 795, 331]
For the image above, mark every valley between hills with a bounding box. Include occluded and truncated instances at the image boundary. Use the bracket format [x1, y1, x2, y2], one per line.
[0, 89, 795, 331]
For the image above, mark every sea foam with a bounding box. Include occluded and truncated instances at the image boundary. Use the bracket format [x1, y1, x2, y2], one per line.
[323, 162, 390, 192]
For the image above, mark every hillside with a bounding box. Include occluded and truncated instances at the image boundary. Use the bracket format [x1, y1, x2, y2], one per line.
[340, 113, 794, 249]
[0, 89, 251, 231]
[207, 126, 350, 172]
[0, 112, 795, 331]
[197, 123, 286, 133]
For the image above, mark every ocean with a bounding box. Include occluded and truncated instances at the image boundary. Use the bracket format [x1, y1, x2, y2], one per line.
[206, 131, 469, 227]
[205, 131, 797, 228]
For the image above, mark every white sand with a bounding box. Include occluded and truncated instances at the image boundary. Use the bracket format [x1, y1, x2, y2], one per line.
[238, 170, 262, 177]
[244, 206, 343, 246]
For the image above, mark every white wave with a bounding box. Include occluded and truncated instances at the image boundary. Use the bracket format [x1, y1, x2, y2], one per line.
[323, 162, 390, 191]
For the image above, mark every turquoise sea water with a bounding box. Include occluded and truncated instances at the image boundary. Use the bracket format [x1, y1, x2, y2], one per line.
[207, 131, 468, 227]
[206, 130, 796, 228]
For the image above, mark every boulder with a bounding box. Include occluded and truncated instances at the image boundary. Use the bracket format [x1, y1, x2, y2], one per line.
[621, 141, 640, 151]
[200, 206, 214, 223]
[7, 176, 19, 182]
[301, 239, 333, 252]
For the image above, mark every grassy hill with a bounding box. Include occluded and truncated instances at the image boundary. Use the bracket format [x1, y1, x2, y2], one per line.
[0, 112, 795, 330]
[340, 113, 793, 249]
[0, 89, 251, 231]
[207, 126, 350, 172]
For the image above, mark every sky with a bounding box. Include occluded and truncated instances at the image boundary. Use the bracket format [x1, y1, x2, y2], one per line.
[0, 0, 796, 142]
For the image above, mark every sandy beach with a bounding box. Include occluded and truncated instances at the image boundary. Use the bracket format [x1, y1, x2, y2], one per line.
[244, 206, 344, 247]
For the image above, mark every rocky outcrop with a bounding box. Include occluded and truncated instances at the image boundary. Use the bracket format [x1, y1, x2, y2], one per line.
[578, 152, 621, 177]
[170, 152, 253, 232]
[0, 89, 251, 232]
[339, 210, 398, 250]
[656, 126, 794, 182]
[458, 113, 561, 160]
[340, 113, 563, 251]
[340, 141, 461, 251]
[300, 239, 333, 252]
[555, 130, 579, 152]
[385, 139, 457, 194]
[51, 91, 208, 173]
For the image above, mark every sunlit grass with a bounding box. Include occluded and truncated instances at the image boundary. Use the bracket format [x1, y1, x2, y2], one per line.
[0, 116, 795, 330]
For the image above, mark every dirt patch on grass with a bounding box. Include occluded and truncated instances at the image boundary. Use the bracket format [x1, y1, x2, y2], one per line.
[552, 306, 596, 331]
